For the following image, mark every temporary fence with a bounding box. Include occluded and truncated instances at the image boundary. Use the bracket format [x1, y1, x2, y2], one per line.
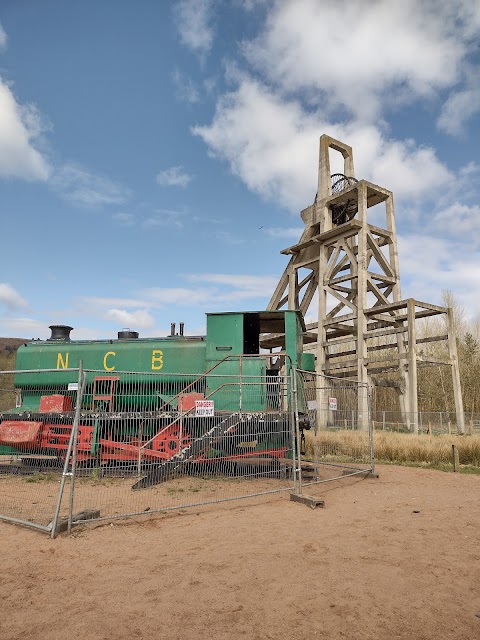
[0, 365, 300, 536]
[296, 371, 375, 488]
[0, 364, 382, 536]
[69, 366, 300, 529]
[0, 367, 82, 533]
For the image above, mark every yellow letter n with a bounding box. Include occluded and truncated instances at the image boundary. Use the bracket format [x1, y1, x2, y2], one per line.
[57, 353, 69, 369]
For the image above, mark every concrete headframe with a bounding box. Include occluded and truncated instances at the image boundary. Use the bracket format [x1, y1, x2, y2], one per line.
[267, 134, 464, 433]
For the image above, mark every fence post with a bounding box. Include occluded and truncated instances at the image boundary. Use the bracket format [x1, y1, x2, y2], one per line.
[67, 361, 86, 535]
[289, 369, 298, 494]
[239, 354, 243, 413]
[452, 444, 459, 472]
[382, 411, 385, 431]
[50, 362, 85, 538]
[367, 385, 375, 475]
[291, 367, 302, 495]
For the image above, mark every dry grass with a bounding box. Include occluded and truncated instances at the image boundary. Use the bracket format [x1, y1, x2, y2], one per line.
[304, 430, 370, 462]
[304, 429, 480, 469]
[373, 431, 480, 467]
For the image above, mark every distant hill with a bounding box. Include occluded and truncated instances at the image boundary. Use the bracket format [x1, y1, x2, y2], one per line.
[0, 337, 27, 371]
[0, 338, 26, 412]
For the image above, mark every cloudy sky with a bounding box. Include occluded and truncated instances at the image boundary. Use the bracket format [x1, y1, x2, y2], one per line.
[1, 0, 479, 339]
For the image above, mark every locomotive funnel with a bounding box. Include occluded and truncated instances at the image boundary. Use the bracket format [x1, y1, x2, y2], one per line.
[48, 325, 73, 341]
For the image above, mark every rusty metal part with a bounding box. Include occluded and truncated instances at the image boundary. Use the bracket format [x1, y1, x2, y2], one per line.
[330, 173, 358, 225]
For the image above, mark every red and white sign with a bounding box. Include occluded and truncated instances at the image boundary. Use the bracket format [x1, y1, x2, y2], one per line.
[195, 399, 215, 417]
[329, 397, 337, 411]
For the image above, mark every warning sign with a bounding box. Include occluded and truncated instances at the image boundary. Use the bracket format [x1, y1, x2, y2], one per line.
[195, 400, 214, 417]
[329, 397, 337, 411]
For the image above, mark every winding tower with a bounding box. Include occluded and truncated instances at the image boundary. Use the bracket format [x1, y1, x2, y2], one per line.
[267, 134, 464, 433]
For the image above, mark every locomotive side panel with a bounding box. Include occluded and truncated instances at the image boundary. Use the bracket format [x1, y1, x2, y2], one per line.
[14, 338, 207, 412]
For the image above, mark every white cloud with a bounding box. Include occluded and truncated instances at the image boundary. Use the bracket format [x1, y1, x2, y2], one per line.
[0, 77, 131, 211]
[190, 0, 479, 220]
[214, 230, 244, 245]
[397, 232, 480, 321]
[0, 317, 47, 339]
[80, 273, 278, 321]
[156, 166, 192, 187]
[106, 308, 155, 329]
[360, 133, 453, 201]
[131, 274, 278, 310]
[437, 81, 480, 136]
[51, 162, 131, 207]
[431, 203, 480, 240]
[193, 78, 321, 210]
[174, 0, 215, 58]
[0, 22, 7, 50]
[0, 283, 28, 311]
[143, 287, 209, 307]
[143, 208, 184, 228]
[80, 296, 156, 310]
[172, 69, 200, 104]
[112, 212, 136, 227]
[264, 227, 303, 240]
[242, 0, 474, 121]
[186, 273, 278, 298]
[0, 80, 51, 181]
[193, 78, 453, 211]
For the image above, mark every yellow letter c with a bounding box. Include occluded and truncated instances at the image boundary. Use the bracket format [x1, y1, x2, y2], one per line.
[103, 351, 116, 371]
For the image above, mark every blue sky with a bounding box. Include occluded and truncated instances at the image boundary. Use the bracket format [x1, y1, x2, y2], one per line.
[1, 0, 479, 340]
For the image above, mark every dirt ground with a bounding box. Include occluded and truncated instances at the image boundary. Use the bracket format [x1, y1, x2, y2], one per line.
[1, 465, 479, 640]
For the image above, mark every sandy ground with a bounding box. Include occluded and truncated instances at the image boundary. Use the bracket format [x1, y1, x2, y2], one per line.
[1, 465, 480, 640]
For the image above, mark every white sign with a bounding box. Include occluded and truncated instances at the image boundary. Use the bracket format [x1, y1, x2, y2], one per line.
[329, 397, 337, 411]
[195, 399, 214, 417]
[307, 400, 317, 410]
[68, 383, 79, 391]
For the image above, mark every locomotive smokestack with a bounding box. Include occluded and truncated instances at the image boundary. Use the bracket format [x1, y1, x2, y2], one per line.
[48, 325, 73, 341]
[170, 322, 176, 336]
[180, 322, 184, 336]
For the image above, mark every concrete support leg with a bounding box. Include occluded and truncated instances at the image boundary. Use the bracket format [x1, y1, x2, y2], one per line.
[447, 308, 465, 435]
[407, 299, 418, 434]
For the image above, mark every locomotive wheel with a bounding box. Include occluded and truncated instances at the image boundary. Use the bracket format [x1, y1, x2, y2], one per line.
[150, 424, 191, 459]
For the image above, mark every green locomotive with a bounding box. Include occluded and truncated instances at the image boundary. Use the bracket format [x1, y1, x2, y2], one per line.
[0, 310, 313, 485]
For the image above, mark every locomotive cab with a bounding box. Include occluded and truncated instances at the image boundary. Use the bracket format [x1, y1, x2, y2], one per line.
[205, 310, 305, 411]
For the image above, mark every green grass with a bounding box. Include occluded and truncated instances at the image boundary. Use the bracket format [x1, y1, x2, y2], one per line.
[25, 472, 59, 483]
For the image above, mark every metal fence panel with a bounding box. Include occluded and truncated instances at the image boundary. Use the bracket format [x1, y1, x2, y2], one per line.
[296, 371, 375, 487]
[0, 368, 82, 532]
[63, 368, 298, 525]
